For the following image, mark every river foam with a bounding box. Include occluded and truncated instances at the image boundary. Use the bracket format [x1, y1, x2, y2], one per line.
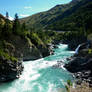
[0, 44, 74, 92]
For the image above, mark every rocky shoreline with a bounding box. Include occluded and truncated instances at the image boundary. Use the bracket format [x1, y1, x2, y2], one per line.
[64, 41, 92, 87]
[74, 70, 92, 86]
[0, 55, 24, 82]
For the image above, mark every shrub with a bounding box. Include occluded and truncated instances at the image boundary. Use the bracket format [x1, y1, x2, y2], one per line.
[0, 49, 18, 62]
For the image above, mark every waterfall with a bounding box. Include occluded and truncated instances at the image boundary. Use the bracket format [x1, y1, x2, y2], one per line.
[75, 45, 81, 54]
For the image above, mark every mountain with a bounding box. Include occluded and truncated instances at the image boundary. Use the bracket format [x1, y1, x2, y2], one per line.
[20, 0, 92, 33]
[47, 0, 92, 32]
[20, 0, 82, 29]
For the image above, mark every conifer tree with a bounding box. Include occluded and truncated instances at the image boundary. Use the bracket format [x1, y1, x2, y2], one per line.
[0, 19, 2, 36]
[6, 12, 9, 19]
[3, 12, 11, 36]
[13, 13, 21, 35]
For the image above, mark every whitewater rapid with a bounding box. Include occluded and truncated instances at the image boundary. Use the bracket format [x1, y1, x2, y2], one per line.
[0, 44, 75, 92]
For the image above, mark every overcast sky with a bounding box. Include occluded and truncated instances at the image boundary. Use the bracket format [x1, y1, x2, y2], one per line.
[0, 0, 72, 19]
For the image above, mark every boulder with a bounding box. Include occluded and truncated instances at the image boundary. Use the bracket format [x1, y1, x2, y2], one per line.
[0, 55, 24, 82]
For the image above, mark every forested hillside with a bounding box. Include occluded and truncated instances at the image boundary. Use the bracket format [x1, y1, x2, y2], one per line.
[20, 0, 82, 29]
[47, 0, 92, 34]
[20, 0, 92, 36]
[0, 13, 55, 81]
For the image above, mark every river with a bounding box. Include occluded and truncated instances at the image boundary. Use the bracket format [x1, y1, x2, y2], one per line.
[0, 44, 75, 92]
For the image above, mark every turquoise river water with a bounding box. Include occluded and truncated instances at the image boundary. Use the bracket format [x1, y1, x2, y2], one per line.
[0, 44, 75, 92]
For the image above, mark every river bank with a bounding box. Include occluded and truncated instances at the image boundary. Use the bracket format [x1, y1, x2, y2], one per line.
[64, 41, 92, 91]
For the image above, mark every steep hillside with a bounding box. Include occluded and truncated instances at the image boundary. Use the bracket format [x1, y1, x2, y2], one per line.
[20, 0, 82, 29]
[47, 0, 92, 33]
[0, 14, 52, 60]
[0, 14, 52, 82]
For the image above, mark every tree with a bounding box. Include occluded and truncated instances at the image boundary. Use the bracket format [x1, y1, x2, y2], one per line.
[0, 19, 3, 36]
[6, 12, 9, 19]
[20, 22, 28, 37]
[13, 13, 21, 35]
[2, 12, 12, 36]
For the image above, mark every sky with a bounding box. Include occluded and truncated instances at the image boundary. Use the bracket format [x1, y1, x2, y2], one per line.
[0, 0, 72, 19]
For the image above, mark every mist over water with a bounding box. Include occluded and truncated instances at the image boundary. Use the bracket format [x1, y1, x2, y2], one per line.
[0, 44, 75, 92]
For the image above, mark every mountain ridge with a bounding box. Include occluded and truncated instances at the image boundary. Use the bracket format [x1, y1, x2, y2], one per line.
[47, 0, 92, 31]
[20, 0, 82, 29]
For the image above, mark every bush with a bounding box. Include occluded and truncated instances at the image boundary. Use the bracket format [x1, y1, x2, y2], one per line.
[0, 49, 18, 62]
[88, 49, 92, 54]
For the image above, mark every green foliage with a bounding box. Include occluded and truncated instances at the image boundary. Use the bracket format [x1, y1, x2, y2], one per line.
[0, 40, 18, 63]
[88, 34, 92, 41]
[65, 85, 70, 92]
[0, 49, 18, 62]
[28, 32, 44, 46]
[56, 31, 87, 44]
[67, 80, 72, 86]
[13, 13, 21, 35]
[10, 56, 18, 62]
[1, 12, 12, 37]
[65, 80, 72, 92]
[0, 13, 53, 50]
[88, 49, 92, 54]
[37, 31, 52, 44]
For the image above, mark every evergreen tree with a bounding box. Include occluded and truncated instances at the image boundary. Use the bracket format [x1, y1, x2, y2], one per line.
[13, 13, 21, 35]
[0, 19, 3, 36]
[3, 12, 12, 36]
[6, 12, 9, 19]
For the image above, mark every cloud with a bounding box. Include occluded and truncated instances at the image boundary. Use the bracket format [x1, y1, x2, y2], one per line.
[24, 6, 32, 9]
[20, 14, 29, 17]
